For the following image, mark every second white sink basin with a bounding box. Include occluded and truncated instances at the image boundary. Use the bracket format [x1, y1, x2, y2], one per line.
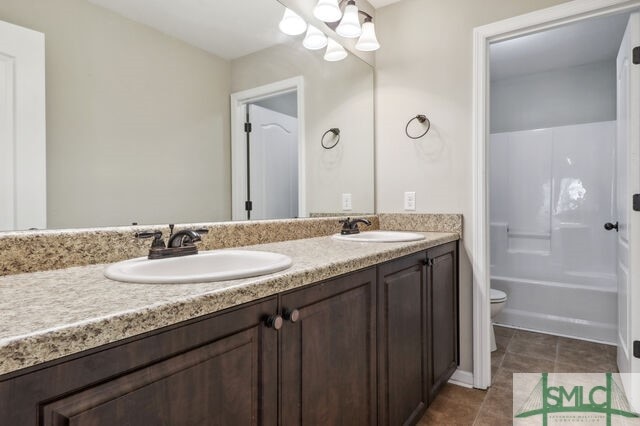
[332, 231, 426, 243]
[104, 250, 293, 284]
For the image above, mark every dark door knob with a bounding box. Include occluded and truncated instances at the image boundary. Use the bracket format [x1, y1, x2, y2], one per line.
[283, 309, 300, 323]
[604, 222, 619, 232]
[265, 315, 283, 330]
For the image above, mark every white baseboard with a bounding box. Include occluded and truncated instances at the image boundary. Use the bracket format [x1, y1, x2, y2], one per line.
[448, 369, 474, 388]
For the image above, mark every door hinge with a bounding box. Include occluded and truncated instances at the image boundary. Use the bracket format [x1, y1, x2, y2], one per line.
[634, 194, 640, 212]
[634, 46, 640, 65]
[245, 201, 253, 212]
[634, 341, 640, 358]
[244, 122, 252, 133]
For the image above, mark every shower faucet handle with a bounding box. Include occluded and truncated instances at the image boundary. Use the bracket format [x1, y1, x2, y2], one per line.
[604, 222, 619, 232]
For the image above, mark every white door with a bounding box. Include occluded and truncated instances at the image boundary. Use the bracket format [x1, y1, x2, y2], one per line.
[617, 12, 640, 409]
[248, 104, 298, 220]
[0, 20, 46, 231]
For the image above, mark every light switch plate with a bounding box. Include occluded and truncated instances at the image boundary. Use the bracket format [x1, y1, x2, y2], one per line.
[404, 192, 416, 211]
[342, 193, 352, 211]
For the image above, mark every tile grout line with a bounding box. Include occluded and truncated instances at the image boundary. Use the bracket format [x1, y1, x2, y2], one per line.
[471, 329, 514, 425]
[554, 336, 560, 373]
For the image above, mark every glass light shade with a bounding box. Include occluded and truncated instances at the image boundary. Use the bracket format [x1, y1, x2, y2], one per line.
[303, 25, 328, 50]
[313, 0, 342, 23]
[324, 38, 348, 62]
[336, 2, 362, 38]
[279, 8, 307, 36]
[355, 20, 380, 51]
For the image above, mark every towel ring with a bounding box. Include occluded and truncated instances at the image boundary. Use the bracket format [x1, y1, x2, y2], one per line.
[321, 128, 340, 149]
[405, 115, 430, 139]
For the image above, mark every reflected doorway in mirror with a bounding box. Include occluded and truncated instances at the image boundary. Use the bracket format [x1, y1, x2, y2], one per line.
[0, 20, 46, 231]
[231, 76, 306, 221]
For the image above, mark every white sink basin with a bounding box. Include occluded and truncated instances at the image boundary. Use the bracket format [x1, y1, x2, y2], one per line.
[332, 231, 426, 243]
[104, 250, 293, 284]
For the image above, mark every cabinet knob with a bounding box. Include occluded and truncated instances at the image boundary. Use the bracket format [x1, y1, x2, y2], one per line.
[283, 308, 300, 323]
[265, 315, 283, 330]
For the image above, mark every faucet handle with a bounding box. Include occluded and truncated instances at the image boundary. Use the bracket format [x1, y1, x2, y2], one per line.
[135, 230, 165, 249]
[193, 228, 209, 234]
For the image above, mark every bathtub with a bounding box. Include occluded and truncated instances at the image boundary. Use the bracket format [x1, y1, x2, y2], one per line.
[490, 121, 618, 345]
[492, 275, 617, 344]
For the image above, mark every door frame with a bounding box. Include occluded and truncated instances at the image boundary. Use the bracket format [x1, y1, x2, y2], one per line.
[472, 0, 640, 389]
[230, 76, 306, 220]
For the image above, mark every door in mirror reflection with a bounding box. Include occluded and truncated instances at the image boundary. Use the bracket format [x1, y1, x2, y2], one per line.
[0, 19, 46, 231]
[247, 101, 298, 221]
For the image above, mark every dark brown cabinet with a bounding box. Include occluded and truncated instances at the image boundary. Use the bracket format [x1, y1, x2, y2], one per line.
[0, 297, 279, 426]
[0, 241, 459, 426]
[377, 241, 459, 425]
[377, 252, 429, 426]
[280, 268, 377, 425]
[426, 242, 459, 400]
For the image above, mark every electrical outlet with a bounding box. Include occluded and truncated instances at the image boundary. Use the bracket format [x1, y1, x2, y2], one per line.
[342, 193, 353, 211]
[404, 192, 416, 211]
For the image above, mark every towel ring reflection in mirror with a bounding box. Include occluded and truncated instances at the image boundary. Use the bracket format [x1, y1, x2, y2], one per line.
[321, 128, 341, 149]
[405, 115, 430, 139]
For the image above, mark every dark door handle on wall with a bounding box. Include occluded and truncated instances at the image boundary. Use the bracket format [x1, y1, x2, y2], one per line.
[604, 222, 619, 232]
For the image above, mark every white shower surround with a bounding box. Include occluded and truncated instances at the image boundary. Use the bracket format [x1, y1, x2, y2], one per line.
[490, 120, 617, 344]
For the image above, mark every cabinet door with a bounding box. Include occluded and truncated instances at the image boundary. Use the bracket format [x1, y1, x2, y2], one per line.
[377, 252, 429, 426]
[427, 241, 459, 400]
[280, 268, 377, 426]
[0, 297, 278, 426]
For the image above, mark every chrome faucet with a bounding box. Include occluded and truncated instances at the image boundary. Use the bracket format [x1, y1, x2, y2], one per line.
[136, 224, 209, 259]
[339, 217, 372, 235]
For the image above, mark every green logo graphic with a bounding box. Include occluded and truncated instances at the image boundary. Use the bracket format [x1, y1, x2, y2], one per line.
[515, 373, 639, 425]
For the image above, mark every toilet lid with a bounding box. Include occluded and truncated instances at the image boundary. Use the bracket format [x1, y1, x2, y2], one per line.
[490, 289, 507, 303]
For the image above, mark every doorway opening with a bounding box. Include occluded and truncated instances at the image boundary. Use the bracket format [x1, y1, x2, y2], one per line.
[488, 13, 627, 344]
[472, 0, 640, 395]
[231, 77, 306, 221]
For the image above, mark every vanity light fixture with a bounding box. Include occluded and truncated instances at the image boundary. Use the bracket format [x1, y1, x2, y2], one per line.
[324, 38, 348, 61]
[313, 0, 342, 23]
[355, 16, 380, 51]
[279, 1, 379, 61]
[303, 25, 328, 50]
[335, 0, 362, 38]
[279, 8, 307, 36]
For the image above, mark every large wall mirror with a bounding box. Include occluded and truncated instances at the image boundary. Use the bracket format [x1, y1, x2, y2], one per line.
[0, 0, 374, 231]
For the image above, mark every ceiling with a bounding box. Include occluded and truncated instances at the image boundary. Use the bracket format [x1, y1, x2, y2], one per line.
[88, 0, 288, 60]
[367, 0, 403, 7]
[490, 12, 629, 81]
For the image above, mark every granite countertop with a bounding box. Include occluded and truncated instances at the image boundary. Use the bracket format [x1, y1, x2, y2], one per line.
[0, 232, 458, 376]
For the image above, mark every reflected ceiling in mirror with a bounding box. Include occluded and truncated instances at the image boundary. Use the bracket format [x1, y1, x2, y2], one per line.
[0, 0, 374, 231]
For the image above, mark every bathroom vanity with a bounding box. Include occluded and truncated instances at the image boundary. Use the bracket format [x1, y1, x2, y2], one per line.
[0, 234, 458, 425]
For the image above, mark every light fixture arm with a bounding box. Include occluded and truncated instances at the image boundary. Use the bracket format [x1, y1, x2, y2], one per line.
[336, 0, 373, 21]
[358, 11, 373, 21]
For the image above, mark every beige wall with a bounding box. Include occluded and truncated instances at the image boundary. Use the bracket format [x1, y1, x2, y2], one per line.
[0, 0, 231, 229]
[231, 42, 375, 215]
[375, 0, 571, 373]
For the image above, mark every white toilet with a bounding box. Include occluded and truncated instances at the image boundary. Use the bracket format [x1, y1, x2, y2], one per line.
[490, 289, 508, 352]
